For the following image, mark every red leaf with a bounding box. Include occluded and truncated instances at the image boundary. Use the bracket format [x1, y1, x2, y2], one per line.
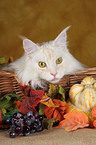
[0, 110, 4, 129]
[57, 111, 89, 131]
[19, 86, 44, 114]
[92, 106, 96, 118]
[0, 110, 2, 122]
[45, 99, 68, 121]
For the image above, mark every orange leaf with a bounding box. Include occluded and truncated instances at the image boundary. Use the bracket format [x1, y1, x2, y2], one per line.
[53, 109, 63, 121]
[92, 106, 96, 118]
[40, 94, 59, 107]
[14, 100, 22, 108]
[93, 120, 96, 127]
[45, 107, 55, 118]
[45, 99, 68, 121]
[57, 111, 89, 131]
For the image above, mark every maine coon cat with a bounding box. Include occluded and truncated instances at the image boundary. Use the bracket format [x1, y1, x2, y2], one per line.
[3, 26, 84, 89]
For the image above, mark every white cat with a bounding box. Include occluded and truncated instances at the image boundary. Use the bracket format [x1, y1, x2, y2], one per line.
[3, 26, 84, 89]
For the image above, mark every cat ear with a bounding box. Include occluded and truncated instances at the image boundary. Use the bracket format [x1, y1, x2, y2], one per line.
[23, 39, 39, 55]
[53, 26, 71, 47]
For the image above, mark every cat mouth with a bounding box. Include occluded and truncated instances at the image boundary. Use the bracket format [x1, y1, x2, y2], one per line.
[50, 78, 60, 83]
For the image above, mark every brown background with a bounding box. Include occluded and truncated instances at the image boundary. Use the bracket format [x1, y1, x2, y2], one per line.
[0, 1, 96, 143]
[0, 0, 96, 67]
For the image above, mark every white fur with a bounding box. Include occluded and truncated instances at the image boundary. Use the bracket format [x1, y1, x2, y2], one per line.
[2, 26, 84, 89]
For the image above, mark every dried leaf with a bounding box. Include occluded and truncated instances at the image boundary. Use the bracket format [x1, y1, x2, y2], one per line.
[0, 93, 22, 117]
[40, 84, 65, 107]
[57, 85, 65, 101]
[39, 103, 46, 115]
[0, 110, 2, 122]
[92, 106, 96, 118]
[14, 101, 22, 108]
[47, 84, 65, 101]
[45, 99, 68, 121]
[0, 56, 6, 64]
[19, 87, 44, 114]
[48, 84, 57, 97]
[2, 109, 19, 121]
[43, 118, 57, 129]
[88, 114, 95, 128]
[93, 120, 96, 127]
[57, 111, 89, 131]
[40, 94, 59, 107]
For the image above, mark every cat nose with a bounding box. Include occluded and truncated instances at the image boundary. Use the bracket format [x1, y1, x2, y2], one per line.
[51, 73, 57, 77]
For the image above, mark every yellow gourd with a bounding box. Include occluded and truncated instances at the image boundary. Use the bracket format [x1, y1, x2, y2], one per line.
[69, 76, 96, 112]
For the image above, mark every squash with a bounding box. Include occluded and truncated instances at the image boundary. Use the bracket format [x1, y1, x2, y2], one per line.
[69, 76, 96, 112]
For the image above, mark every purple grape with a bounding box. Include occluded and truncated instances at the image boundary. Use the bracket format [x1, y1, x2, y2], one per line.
[24, 119, 31, 126]
[38, 115, 44, 121]
[38, 121, 42, 127]
[23, 132, 30, 136]
[23, 114, 28, 120]
[27, 111, 33, 117]
[33, 123, 38, 129]
[34, 112, 39, 118]
[13, 112, 23, 119]
[6, 117, 12, 125]
[9, 131, 16, 138]
[34, 118, 41, 126]
[30, 116, 35, 123]
[14, 120, 21, 126]
[7, 111, 44, 138]
[23, 126, 30, 134]
[15, 126, 21, 133]
[30, 129, 36, 133]
[36, 126, 43, 132]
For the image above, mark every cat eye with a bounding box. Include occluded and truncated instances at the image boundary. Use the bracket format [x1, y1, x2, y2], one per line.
[56, 57, 62, 64]
[38, 61, 46, 68]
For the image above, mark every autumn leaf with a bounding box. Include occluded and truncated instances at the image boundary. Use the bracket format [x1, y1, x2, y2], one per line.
[57, 85, 65, 101]
[47, 84, 65, 101]
[2, 109, 19, 121]
[93, 120, 96, 127]
[14, 101, 22, 108]
[43, 118, 57, 129]
[0, 56, 6, 64]
[40, 94, 59, 107]
[19, 88, 44, 114]
[0, 93, 22, 117]
[40, 84, 65, 107]
[88, 114, 95, 128]
[45, 99, 68, 121]
[39, 103, 46, 115]
[48, 84, 57, 97]
[0, 109, 5, 129]
[0, 110, 2, 122]
[92, 106, 96, 118]
[57, 111, 89, 131]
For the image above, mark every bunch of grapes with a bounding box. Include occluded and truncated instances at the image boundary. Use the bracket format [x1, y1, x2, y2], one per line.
[5, 111, 43, 138]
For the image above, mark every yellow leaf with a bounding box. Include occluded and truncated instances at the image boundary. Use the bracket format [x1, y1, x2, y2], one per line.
[40, 94, 59, 107]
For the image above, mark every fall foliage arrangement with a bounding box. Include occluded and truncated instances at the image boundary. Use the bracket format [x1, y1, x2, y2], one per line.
[0, 56, 96, 138]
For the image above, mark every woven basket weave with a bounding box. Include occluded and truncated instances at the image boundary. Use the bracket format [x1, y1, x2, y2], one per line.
[56, 67, 96, 91]
[0, 67, 96, 97]
[0, 71, 24, 98]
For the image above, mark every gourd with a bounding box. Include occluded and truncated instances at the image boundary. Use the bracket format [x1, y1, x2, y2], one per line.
[69, 76, 96, 112]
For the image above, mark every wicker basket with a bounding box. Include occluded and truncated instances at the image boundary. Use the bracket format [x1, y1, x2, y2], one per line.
[0, 70, 24, 98]
[0, 67, 96, 97]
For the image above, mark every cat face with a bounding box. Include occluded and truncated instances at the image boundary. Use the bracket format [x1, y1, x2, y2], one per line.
[23, 26, 71, 85]
[29, 44, 65, 84]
